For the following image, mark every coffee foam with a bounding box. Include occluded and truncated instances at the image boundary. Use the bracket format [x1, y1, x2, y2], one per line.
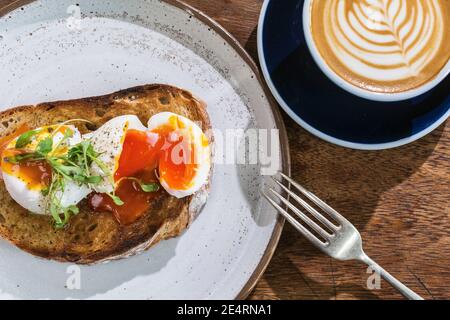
[310, 0, 450, 93]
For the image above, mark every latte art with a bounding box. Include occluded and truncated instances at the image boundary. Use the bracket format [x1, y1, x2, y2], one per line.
[327, 0, 443, 78]
[310, 0, 450, 93]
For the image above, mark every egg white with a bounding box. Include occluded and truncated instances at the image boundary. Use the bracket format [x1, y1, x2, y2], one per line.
[1, 125, 91, 215]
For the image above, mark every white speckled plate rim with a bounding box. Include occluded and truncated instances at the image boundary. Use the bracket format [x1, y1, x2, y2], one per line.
[0, 0, 290, 299]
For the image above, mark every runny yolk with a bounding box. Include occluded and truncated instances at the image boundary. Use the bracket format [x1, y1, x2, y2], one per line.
[0, 124, 31, 166]
[89, 130, 162, 225]
[89, 175, 159, 225]
[1, 150, 52, 190]
[114, 129, 162, 180]
[0, 125, 69, 187]
[0, 124, 52, 188]
[89, 122, 201, 226]
[153, 118, 198, 191]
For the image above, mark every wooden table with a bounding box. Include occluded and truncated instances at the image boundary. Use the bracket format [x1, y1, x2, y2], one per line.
[182, 0, 450, 300]
[0, 0, 448, 300]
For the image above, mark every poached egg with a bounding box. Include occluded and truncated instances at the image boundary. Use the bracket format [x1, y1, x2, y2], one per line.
[1, 125, 91, 215]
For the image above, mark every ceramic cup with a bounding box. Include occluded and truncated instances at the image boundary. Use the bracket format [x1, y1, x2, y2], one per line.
[302, 0, 450, 102]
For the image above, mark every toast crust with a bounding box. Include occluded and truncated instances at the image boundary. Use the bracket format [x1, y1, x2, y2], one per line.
[0, 84, 212, 264]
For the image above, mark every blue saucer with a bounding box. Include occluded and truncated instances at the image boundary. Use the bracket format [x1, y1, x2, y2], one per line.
[257, 0, 450, 150]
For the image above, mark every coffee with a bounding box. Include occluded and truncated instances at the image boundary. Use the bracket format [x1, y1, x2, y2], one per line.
[308, 0, 450, 94]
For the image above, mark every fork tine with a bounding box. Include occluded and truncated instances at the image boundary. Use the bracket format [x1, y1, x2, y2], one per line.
[271, 177, 339, 232]
[279, 172, 349, 225]
[261, 191, 328, 247]
[268, 188, 333, 240]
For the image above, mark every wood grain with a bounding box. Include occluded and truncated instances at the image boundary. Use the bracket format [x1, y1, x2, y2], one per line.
[181, 0, 450, 300]
[0, 0, 448, 300]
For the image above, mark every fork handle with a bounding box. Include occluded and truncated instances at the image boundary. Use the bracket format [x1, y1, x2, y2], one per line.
[359, 253, 424, 300]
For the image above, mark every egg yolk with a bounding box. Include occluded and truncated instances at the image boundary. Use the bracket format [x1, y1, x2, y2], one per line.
[89, 130, 162, 225]
[0, 124, 31, 166]
[153, 126, 198, 192]
[1, 149, 52, 190]
[89, 174, 159, 225]
[89, 119, 203, 225]
[1, 124, 52, 189]
[2, 149, 52, 190]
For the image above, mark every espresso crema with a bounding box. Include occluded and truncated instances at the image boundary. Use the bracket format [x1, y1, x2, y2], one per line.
[310, 0, 450, 93]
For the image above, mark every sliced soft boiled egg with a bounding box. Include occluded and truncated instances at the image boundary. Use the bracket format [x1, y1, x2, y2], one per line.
[147, 112, 211, 199]
[86, 113, 211, 225]
[1, 125, 91, 215]
[88, 113, 211, 198]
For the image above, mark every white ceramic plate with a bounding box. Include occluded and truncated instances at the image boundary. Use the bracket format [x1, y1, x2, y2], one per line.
[0, 0, 289, 299]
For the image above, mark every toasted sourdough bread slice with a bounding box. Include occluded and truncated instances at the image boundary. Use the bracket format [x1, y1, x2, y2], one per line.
[0, 84, 212, 264]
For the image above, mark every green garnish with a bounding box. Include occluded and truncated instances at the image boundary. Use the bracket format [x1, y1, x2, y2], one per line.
[120, 177, 160, 193]
[47, 174, 79, 229]
[5, 153, 44, 164]
[15, 129, 39, 148]
[141, 183, 160, 193]
[108, 194, 125, 206]
[36, 137, 53, 154]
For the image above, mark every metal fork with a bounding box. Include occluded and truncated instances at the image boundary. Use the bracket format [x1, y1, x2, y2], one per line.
[262, 172, 423, 300]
